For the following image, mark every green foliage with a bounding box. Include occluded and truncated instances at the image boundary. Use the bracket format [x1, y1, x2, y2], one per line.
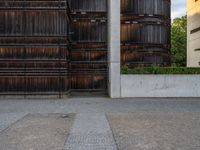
[121, 65, 200, 74]
[171, 15, 187, 66]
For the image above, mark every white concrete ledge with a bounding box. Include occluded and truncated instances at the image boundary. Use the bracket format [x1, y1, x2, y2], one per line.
[121, 75, 200, 98]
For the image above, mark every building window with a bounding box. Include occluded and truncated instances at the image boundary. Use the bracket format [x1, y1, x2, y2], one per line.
[194, 48, 200, 51]
[191, 26, 200, 34]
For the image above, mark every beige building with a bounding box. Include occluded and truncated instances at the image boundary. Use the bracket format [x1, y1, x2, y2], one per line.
[187, 0, 200, 67]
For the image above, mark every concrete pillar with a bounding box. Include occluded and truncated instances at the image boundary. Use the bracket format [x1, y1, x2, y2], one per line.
[108, 0, 121, 98]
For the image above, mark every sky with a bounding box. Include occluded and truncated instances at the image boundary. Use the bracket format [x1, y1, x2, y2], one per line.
[171, 0, 186, 20]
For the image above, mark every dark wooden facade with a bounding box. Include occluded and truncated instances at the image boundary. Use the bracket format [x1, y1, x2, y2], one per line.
[121, 0, 171, 67]
[0, 0, 171, 95]
[69, 0, 108, 91]
[0, 0, 70, 96]
[0, 0, 108, 95]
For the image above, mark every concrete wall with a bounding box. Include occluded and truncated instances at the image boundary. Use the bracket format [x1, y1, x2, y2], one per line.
[121, 75, 200, 97]
[108, 0, 121, 98]
[187, 0, 200, 67]
[106, 0, 200, 98]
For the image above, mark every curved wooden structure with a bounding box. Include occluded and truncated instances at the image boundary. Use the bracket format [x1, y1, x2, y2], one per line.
[121, 0, 171, 67]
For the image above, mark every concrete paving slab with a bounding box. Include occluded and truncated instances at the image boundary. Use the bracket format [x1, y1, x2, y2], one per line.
[0, 113, 75, 150]
[107, 112, 200, 150]
[0, 112, 26, 132]
[64, 113, 117, 150]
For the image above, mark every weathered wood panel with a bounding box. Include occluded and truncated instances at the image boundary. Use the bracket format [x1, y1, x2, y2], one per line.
[70, 74, 107, 90]
[0, 11, 68, 36]
[121, 0, 170, 17]
[69, 0, 108, 91]
[0, 76, 69, 94]
[69, 0, 107, 12]
[71, 21, 107, 42]
[121, 24, 169, 44]
[0, 0, 108, 94]
[121, 0, 171, 67]
[0, 1, 70, 95]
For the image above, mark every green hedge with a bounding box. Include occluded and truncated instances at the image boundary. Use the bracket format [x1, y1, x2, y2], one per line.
[121, 65, 200, 74]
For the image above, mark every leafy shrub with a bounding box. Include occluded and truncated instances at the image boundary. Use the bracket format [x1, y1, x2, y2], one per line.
[121, 65, 200, 74]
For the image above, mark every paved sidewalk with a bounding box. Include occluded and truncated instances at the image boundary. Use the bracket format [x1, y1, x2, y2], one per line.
[107, 112, 200, 150]
[0, 97, 200, 150]
[64, 113, 117, 150]
[1, 97, 200, 133]
[0, 113, 75, 150]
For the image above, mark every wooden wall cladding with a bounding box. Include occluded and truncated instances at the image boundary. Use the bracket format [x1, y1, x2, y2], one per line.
[69, 0, 108, 91]
[121, 51, 170, 66]
[71, 51, 107, 61]
[71, 21, 107, 42]
[0, 11, 68, 36]
[121, 0, 171, 67]
[70, 74, 107, 90]
[121, 0, 170, 17]
[0, 76, 69, 94]
[0, 47, 69, 59]
[0, 1, 68, 8]
[121, 24, 169, 44]
[0, 1, 70, 95]
[68, 0, 107, 12]
[0, 0, 108, 95]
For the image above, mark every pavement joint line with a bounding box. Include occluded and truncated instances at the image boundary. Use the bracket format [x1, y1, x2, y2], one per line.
[0, 113, 28, 134]
[105, 113, 119, 150]
[62, 113, 78, 150]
